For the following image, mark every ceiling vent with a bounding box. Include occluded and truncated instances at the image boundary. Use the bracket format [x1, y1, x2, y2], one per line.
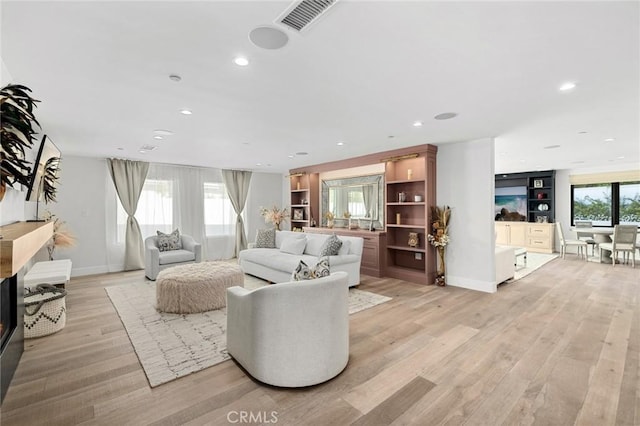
[278, 0, 338, 32]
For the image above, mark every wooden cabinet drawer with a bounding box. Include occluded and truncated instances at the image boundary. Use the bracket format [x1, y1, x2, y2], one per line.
[361, 245, 378, 267]
[527, 224, 551, 237]
[528, 237, 551, 249]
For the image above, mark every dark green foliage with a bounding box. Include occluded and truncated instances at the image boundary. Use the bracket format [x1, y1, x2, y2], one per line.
[42, 156, 60, 203]
[0, 84, 41, 188]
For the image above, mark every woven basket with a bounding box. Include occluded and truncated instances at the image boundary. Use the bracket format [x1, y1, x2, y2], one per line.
[24, 284, 67, 339]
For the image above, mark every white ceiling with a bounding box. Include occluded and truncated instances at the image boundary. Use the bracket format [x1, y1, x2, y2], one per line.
[2, 1, 638, 174]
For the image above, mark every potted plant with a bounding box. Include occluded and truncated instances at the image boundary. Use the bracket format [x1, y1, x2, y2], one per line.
[0, 84, 40, 200]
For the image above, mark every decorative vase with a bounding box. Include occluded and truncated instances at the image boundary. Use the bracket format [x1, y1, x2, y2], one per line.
[275, 222, 280, 231]
[435, 246, 446, 286]
[327, 219, 334, 229]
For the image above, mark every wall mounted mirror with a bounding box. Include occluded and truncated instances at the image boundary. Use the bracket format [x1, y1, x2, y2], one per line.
[321, 173, 384, 229]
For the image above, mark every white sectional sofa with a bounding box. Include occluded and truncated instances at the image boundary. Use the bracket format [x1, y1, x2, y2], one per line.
[238, 230, 364, 287]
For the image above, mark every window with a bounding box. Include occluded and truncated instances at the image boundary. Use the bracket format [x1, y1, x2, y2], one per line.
[571, 180, 639, 226]
[204, 182, 235, 236]
[619, 181, 640, 226]
[116, 179, 173, 243]
[572, 183, 612, 226]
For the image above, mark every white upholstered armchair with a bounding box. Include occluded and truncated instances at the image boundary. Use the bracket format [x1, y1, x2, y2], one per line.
[226, 271, 350, 387]
[144, 234, 202, 280]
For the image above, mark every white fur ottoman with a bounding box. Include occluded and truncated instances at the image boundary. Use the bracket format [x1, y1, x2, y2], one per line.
[156, 262, 244, 314]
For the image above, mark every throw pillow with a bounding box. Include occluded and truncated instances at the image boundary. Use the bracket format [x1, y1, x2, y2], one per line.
[156, 229, 182, 252]
[280, 237, 307, 255]
[311, 256, 330, 278]
[291, 257, 330, 281]
[255, 228, 276, 248]
[319, 234, 343, 256]
[292, 260, 311, 281]
[338, 240, 351, 255]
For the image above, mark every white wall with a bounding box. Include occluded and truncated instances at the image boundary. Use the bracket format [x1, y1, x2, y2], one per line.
[0, 57, 27, 226]
[437, 138, 497, 293]
[44, 156, 110, 275]
[245, 172, 285, 241]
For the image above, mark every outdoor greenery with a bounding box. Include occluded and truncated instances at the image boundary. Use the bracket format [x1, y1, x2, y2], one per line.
[573, 182, 640, 224]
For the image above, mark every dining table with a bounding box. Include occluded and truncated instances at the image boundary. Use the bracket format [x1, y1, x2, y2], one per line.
[570, 226, 615, 263]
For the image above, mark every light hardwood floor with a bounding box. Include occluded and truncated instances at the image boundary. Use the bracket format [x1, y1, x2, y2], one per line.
[2, 257, 639, 425]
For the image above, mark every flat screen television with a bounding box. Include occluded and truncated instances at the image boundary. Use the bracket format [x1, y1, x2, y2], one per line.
[26, 135, 61, 220]
[495, 186, 527, 219]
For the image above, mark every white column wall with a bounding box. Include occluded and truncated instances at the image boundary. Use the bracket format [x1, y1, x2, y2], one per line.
[437, 138, 497, 293]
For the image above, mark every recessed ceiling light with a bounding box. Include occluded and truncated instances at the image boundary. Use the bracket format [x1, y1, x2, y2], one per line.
[139, 150, 146, 154]
[153, 135, 163, 140]
[617, 156, 625, 159]
[544, 144, 561, 149]
[288, 155, 294, 159]
[169, 74, 182, 82]
[296, 152, 308, 156]
[388, 135, 395, 140]
[502, 174, 508, 177]
[117, 147, 124, 151]
[413, 121, 423, 127]
[180, 109, 192, 115]
[234, 57, 249, 66]
[140, 144, 157, 151]
[578, 131, 588, 134]
[559, 82, 576, 92]
[154, 129, 174, 136]
[434, 112, 458, 120]
[604, 138, 615, 142]
[256, 163, 262, 166]
[337, 141, 344, 146]
[249, 26, 289, 50]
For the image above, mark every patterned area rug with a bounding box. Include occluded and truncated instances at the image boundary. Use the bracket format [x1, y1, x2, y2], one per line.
[105, 275, 391, 387]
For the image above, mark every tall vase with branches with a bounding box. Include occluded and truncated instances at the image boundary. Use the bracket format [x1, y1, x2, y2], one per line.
[42, 211, 76, 260]
[427, 205, 451, 286]
[260, 206, 289, 231]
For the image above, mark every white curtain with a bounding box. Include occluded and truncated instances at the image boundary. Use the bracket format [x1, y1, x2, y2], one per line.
[107, 159, 149, 271]
[222, 170, 252, 257]
[107, 163, 236, 269]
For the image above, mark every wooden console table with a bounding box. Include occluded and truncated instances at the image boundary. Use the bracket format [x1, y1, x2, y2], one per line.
[303, 227, 386, 277]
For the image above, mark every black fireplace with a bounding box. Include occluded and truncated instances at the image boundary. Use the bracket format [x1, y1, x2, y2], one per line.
[0, 273, 24, 404]
[0, 278, 16, 352]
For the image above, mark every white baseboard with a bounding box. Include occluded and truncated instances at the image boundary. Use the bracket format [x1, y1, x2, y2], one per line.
[71, 266, 108, 277]
[446, 275, 497, 293]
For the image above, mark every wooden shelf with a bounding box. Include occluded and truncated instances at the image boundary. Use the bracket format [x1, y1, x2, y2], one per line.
[387, 245, 426, 253]
[291, 204, 310, 208]
[386, 178, 425, 185]
[290, 189, 309, 193]
[0, 221, 54, 278]
[386, 224, 426, 229]
[384, 147, 437, 285]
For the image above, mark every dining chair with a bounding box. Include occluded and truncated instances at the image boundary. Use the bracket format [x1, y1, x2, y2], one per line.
[556, 222, 588, 261]
[598, 225, 638, 268]
[575, 220, 597, 256]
